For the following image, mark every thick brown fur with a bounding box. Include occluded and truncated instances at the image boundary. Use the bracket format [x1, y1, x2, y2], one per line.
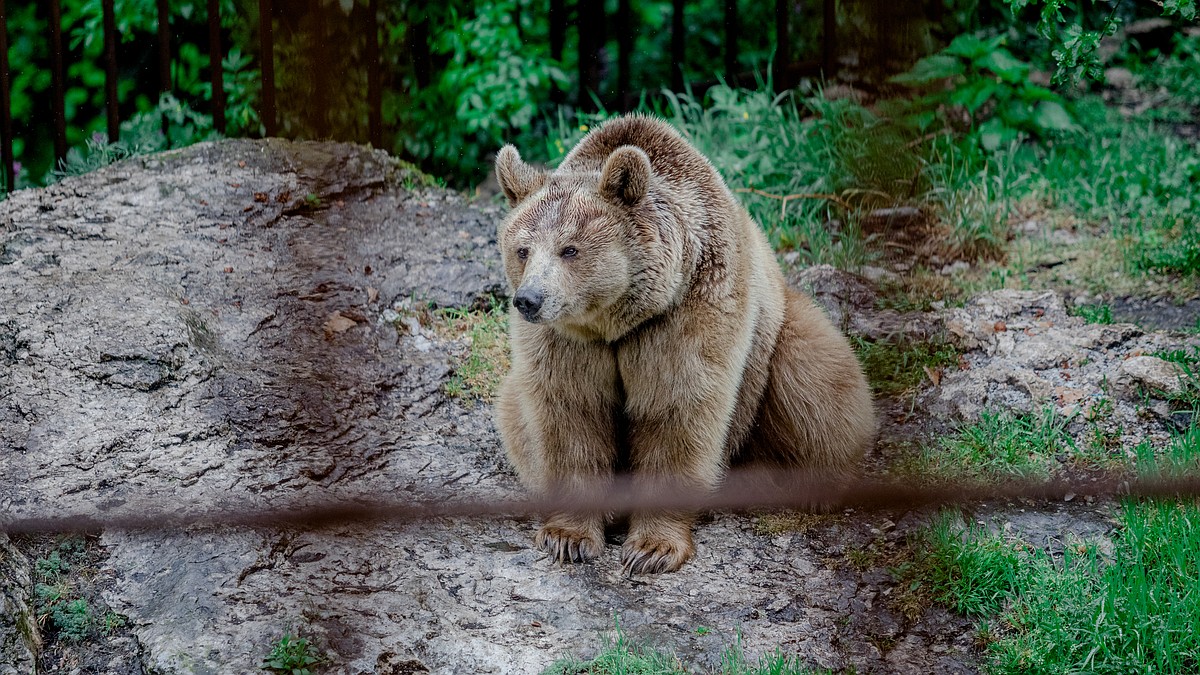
[494, 115, 876, 574]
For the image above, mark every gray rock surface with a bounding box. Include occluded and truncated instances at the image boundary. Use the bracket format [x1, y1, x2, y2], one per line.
[0, 535, 38, 674]
[3, 140, 1191, 674]
[0, 141, 977, 674]
[931, 289, 1196, 450]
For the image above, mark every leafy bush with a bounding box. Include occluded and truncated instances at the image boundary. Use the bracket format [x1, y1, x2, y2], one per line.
[395, 1, 567, 184]
[893, 33, 1076, 151]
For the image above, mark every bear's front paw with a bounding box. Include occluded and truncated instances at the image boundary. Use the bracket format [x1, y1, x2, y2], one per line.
[620, 528, 694, 574]
[535, 515, 605, 564]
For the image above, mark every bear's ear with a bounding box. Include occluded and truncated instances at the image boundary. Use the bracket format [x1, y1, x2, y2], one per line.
[495, 145, 546, 207]
[599, 146, 651, 207]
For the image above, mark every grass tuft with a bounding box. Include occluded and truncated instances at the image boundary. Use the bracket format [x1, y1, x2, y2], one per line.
[851, 335, 960, 399]
[914, 429, 1200, 674]
[435, 299, 510, 403]
[902, 408, 1075, 481]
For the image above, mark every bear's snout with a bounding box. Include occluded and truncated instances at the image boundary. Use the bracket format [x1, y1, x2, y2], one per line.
[513, 287, 545, 322]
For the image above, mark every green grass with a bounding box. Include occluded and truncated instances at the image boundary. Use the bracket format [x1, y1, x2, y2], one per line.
[910, 426, 1200, 674]
[903, 408, 1076, 481]
[897, 511, 1025, 617]
[1071, 303, 1113, 325]
[543, 625, 829, 675]
[262, 632, 325, 674]
[1151, 346, 1200, 409]
[436, 299, 510, 403]
[851, 335, 960, 398]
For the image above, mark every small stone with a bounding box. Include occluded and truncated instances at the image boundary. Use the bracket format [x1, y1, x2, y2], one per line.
[1115, 356, 1187, 398]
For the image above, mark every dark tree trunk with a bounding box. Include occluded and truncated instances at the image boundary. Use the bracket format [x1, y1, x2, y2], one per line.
[308, 0, 330, 138]
[48, 0, 66, 162]
[822, 0, 836, 78]
[616, 0, 632, 109]
[410, 7, 432, 88]
[208, 0, 226, 134]
[774, 0, 789, 92]
[577, 0, 606, 109]
[671, 0, 685, 92]
[724, 0, 738, 84]
[549, 0, 566, 103]
[366, 0, 382, 148]
[258, 0, 277, 136]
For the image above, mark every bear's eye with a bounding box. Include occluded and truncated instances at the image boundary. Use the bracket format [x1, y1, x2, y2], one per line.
[516, 247, 529, 260]
[560, 246, 578, 259]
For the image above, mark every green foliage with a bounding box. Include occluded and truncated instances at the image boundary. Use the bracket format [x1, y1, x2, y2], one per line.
[7, 0, 248, 185]
[988, 500, 1200, 674]
[908, 408, 1076, 480]
[902, 511, 1024, 616]
[1000, 0, 1195, 84]
[911, 429, 1200, 674]
[52, 93, 216, 180]
[1150, 346, 1200, 410]
[396, 1, 566, 183]
[921, 135, 1022, 258]
[1071, 303, 1113, 325]
[893, 33, 1076, 151]
[33, 536, 99, 642]
[262, 633, 324, 674]
[1141, 33, 1200, 111]
[852, 336, 961, 398]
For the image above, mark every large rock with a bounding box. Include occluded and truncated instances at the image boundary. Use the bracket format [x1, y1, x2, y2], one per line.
[928, 289, 1197, 449]
[0, 535, 38, 674]
[0, 141, 977, 674]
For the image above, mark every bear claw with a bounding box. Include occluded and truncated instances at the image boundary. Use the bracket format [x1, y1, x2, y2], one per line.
[535, 524, 604, 564]
[620, 536, 692, 575]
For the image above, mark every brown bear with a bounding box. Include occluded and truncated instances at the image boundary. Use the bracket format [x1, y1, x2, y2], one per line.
[493, 115, 876, 574]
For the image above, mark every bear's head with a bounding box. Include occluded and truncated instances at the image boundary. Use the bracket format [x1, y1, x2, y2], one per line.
[494, 143, 683, 342]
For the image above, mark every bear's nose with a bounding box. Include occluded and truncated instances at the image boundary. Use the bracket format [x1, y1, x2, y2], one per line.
[513, 288, 544, 321]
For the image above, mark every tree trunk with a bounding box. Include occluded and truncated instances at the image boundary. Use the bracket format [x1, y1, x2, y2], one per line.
[724, 0, 738, 85]
[671, 0, 685, 92]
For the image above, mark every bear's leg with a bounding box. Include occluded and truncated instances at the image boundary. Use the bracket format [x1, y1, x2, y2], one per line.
[617, 318, 748, 574]
[748, 290, 875, 495]
[497, 324, 622, 563]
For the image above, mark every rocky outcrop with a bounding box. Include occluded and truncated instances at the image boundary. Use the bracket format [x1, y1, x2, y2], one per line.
[0, 535, 38, 675]
[0, 141, 980, 674]
[2, 141, 1193, 674]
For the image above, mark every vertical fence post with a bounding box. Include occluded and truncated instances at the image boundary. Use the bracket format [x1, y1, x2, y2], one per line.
[773, 0, 789, 92]
[616, 0, 631, 109]
[724, 0, 738, 85]
[671, 0, 685, 92]
[366, 0, 381, 148]
[156, 0, 171, 146]
[258, 0, 276, 137]
[49, 0, 66, 164]
[208, 0, 226, 134]
[102, 0, 119, 142]
[822, 0, 836, 78]
[0, 0, 11, 193]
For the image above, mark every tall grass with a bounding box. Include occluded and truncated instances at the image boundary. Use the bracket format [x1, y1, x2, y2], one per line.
[917, 427, 1200, 674]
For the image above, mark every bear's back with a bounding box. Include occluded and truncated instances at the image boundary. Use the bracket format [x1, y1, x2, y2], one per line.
[558, 116, 727, 196]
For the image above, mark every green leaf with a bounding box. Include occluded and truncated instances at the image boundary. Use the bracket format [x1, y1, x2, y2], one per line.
[945, 33, 1004, 60]
[949, 79, 1000, 113]
[1033, 100, 1076, 132]
[977, 118, 1017, 152]
[890, 55, 965, 85]
[975, 49, 1030, 83]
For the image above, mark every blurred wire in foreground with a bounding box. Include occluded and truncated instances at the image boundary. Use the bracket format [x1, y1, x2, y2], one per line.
[3, 467, 1196, 536]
